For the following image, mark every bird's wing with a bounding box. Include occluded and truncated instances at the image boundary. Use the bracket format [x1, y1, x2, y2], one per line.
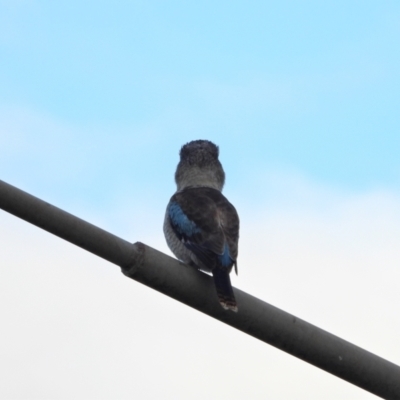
[167, 187, 239, 271]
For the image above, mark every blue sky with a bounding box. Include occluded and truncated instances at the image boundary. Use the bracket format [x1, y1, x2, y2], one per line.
[1, 1, 400, 399]
[2, 0, 399, 196]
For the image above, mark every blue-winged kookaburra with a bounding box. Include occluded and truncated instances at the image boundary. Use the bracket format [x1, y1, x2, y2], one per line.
[163, 140, 240, 312]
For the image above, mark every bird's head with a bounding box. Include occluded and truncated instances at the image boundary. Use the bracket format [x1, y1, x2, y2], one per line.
[175, 140, 225, 191]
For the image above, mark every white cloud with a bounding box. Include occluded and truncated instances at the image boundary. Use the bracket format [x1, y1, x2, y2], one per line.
[238, 174, 400, 364]
[2, 173, 399, 399]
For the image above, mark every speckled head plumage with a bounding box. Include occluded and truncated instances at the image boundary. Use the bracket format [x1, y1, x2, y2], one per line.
[179, 140, 220, 165]
[175, 140, 225, 191]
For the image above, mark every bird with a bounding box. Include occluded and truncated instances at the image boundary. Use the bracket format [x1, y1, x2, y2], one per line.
[163, 140, 240, 312]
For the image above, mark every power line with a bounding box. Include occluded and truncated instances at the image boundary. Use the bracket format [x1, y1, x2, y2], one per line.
[0, 179, 399, 399]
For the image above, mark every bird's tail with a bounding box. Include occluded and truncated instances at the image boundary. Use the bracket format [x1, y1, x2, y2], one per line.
[212, 269, 238, 312]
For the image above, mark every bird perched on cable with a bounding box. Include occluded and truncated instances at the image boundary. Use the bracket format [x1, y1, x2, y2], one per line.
[163, 140, 240, 312]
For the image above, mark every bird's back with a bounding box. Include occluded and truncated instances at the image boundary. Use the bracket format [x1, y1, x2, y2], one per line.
[165, 186, 239, 273]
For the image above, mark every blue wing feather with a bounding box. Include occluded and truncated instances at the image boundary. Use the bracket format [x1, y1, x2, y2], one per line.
[168, 201, 201, 238]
